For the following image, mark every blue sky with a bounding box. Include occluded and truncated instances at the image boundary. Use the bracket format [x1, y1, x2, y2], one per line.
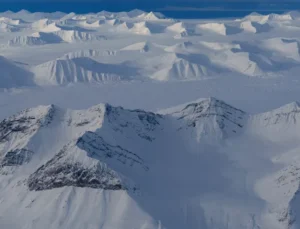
[0, 0, 299, 18]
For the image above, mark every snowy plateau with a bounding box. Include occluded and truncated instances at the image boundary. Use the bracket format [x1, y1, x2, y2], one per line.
[1, 8, 300, 229]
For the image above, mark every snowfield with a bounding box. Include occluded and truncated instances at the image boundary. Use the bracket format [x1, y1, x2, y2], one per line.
[1, 9, 300, 229]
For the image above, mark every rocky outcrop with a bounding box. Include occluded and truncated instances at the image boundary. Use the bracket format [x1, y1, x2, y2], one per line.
[0, 105, 55, 172]
[105, 104, 163, 142]
[77, 131, 149, 171]
[0, 105, 55, 143]
[28, 144, 124, 191]
[1, 149, 34, 167]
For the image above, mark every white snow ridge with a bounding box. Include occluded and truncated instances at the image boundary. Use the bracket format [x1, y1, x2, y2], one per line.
[32, 57, 136, 85]
[2, 8, 300, 229]
[7, 32, 63, 46]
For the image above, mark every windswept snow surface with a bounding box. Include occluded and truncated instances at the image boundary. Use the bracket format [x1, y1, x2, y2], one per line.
[1, 9, 300, 229]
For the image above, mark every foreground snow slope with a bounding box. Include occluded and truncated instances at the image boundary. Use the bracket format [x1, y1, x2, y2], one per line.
[1, 97, 300, 229]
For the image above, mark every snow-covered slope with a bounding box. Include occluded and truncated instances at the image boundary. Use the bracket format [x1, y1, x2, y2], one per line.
[1, 97, 300, 229]
[31, 18, 53, 30]
[248, 101, 300, 143]
[165, 22, 190, 38]
[243, 12, 270, 23]
[7, 29, 105, 46]
[141, 53, 227, 81]
[0, 17, 23, 26]
[195, 22, 243, 35]
[114, 21, 133, 31]
[39, 23, 61, 32]
[163, 97, 246, 143]
[0, 102, 163, 229]
[121, 41, 162, 53]
[0, 56, 34, 88]
[130, 21, 152, 35]
[62, 49, 117, 59]
[54, 30, 107, 43]
[196, 22, 227, 35]
[0, 21, 20, 32]
[7, 32, 63, 46]
[105, 18, 123, 26]
[261, 38, 300, 61]
[78, 19, 105, 28]
[32, 57, 136, 85]
[137, 11, 165, 21]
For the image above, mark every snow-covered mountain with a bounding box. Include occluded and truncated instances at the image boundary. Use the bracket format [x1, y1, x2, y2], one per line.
[7, 32, 63, 46]
[120, 41, 162, 53]
[140, 53, 227, 81]
[62, 49, 117, 59]
[163, 97, 246, 142]
[7, 30, 106, 46]
[0, 10, 300, 87]
[195, 22, 242, 36]
[32, 57, 136, 85]
[1, 97, 300, 229]
[54, 30, 107, 43]
[165, 22, 191, 38]
[137, 11, 165, 21]
[2, 9, 300, 228]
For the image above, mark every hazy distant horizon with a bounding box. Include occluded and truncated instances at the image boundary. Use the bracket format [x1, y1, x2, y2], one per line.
[0, 1, 299, 18]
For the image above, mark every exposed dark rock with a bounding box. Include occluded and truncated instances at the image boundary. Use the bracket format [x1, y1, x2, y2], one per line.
[0, 116, 37, 143]
[75, 121, 90, 127]
[105, 104, 162, 141]
[1, 149, 34, 167]
[40, 105, 56, 127]
[0, 105, 55, 143]
[77, 131, 149, 171]
[263, 102, 300, 125]
[28, 146, 124, 191]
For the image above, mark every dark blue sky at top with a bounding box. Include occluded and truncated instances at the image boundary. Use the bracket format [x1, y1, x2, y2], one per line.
[0, 0, 299, 18]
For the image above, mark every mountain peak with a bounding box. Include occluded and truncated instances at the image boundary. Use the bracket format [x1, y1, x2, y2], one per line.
[177, 97, 245, 119]
[166, 98, 246, 142]
[278, 101, 300, 112]
[248, 101, 300, 143]
[257, 101, 300, 119]
[17, 9, 31, 14]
